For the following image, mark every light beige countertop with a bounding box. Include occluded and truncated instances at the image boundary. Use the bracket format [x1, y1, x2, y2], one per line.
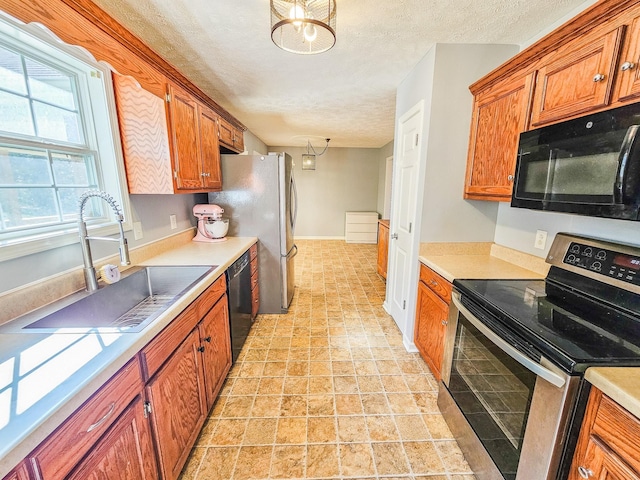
[0, 236, 256, 478]
[418, 242, 548, 282]
[585, 367, 640, 419]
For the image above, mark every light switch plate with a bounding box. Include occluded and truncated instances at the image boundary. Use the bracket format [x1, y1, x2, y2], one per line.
[170, 214, 177, 230]
[133, 221, 143, 240]
[534, 230, 547, 250]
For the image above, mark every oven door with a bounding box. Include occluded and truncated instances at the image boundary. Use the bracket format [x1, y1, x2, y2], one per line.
[438, 290, 579, 480]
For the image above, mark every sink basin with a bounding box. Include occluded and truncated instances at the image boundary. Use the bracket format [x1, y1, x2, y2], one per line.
[15, 266, 215, 333]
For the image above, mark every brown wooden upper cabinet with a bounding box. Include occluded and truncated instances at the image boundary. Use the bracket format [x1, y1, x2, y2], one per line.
[114, 74, 244, 194]
[464, 73, 535, 202]
[218, 115, 245, 153]
[464, 2, 640, 202]
[530, 26, 625, 127]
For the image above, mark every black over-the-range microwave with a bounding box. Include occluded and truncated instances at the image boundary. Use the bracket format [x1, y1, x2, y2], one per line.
[511, 102, 640, 220]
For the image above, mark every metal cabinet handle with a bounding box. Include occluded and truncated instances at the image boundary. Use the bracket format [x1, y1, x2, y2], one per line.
[593, 73, 605, 82]
[621, 61, 636, 71]
[87, 402, 116, 432]
[577, 466, 593, 478]
[429, 279, 438, 287]
[507, 174, 514, 182]
[441, 320, 448, 326]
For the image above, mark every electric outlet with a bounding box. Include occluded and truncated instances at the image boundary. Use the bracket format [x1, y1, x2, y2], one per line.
[534, 230, 548, 250]
[133, 221, 143, 240]
[170, 214, 177, 230]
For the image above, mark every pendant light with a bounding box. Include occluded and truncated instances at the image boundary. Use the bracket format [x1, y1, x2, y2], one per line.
[271, 0, 337, 55]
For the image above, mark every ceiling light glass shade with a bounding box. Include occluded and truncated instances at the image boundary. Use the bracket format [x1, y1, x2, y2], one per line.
[271, 0, 336, 55]
[302, 153, 316, 170]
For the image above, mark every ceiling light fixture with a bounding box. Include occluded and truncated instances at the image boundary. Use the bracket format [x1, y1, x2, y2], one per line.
[301, 138, 330, 170]
[271, 0, 336, 55]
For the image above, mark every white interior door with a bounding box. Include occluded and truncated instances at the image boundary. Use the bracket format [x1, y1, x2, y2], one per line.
[385, 101, 423, 340]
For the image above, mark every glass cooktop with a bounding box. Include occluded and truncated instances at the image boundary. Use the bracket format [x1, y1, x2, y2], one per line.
[453, 278, 640, 374]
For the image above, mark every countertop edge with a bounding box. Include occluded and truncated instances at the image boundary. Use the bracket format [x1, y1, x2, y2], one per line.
[0, 236, 257, 478]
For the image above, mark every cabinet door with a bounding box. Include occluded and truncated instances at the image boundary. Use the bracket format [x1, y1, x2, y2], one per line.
[531, 27, 624, 127]
[3, 463, 30, 480]
[616, 15, 640, 103]
[377, 223, 389, 279]
[146, 329, 207, 480]
[571, 435, 640, 480]
[167, 84, 203, 191]
[464, 72, 535, 201]
[67, 396, 158, 480]
[414, 281, 449, 381]
[198, 295, 232, 410]
[199, 107, 222, 190]
[113, 73, 174, 194]
[217, 117, 235, 149]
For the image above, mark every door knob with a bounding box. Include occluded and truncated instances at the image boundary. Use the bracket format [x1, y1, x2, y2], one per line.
[391, 233, 398, 240]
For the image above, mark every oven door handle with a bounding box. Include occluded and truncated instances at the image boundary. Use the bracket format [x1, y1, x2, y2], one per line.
[452, 294, 567, 388]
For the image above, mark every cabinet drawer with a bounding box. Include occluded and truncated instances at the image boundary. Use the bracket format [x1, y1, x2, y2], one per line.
[419, 264, 452, 303]
[141, 275, 226, 379]
[249, 243, 258, 260]
[30, 358, 143, 480]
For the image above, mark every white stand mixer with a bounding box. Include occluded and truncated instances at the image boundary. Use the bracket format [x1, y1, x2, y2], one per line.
[192, 204, 229, 242]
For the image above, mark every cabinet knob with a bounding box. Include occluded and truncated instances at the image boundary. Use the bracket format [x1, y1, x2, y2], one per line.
[429, 280, 438, 287]
[507, 174, 514, 182]
[577, 466, 593, 478]
[592, 73, 605, 83]
[197, 346, 205, 353]
[204, 336, 212, 343]
[441, 320, 448, 326]
[621, 61, 636, 71]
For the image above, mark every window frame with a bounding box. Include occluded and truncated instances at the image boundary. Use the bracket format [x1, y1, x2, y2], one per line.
[0, 11, 131, 263]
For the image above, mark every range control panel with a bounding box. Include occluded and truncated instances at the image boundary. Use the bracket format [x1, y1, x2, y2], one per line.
[563, 242, 640, 285]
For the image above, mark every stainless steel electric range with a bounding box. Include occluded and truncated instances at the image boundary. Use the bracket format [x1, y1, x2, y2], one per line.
[438, 233, 640, 480]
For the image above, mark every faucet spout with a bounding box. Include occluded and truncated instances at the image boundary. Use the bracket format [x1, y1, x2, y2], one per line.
[78, 190, 130, 292]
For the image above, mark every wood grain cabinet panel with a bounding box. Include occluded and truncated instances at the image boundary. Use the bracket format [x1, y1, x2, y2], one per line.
[414, 265, 451, 382]
[615, 15, 640, 103]
[146, 329, 207, 480]
[2, 463, 30, 480]
[198, 295, 232, 409]
[464, 73, 535, 201]
[377, 221, 389, 280]
[199, 106, 222, 190]
[569, 388, 640, 480]
[66, 396, 158, 480]
[30, 358, 143, 480]
[531, 27, 625, 127]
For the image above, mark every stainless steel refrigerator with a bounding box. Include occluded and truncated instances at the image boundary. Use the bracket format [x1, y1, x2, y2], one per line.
[208, 152, 297, 313]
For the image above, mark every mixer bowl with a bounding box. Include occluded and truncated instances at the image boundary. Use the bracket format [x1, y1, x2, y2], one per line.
[204, 219, 229, 239]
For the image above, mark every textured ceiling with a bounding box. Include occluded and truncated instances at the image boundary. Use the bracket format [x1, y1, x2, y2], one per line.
[90, 0, 591, 148]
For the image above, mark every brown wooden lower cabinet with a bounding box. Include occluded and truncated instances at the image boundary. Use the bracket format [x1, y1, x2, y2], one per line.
[250, 243, 259, 320]
[414, 264, 452, 381]
[569, 387, 640, 480]
[67, 395, 158, 480]
[146, 329, 207, 480]
[4, 273, 232, 480]
[377, 220, 389, 279]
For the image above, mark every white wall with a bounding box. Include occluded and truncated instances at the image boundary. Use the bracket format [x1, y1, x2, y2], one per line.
[242, 130, 268, 155]
[269, 145, 380, 238]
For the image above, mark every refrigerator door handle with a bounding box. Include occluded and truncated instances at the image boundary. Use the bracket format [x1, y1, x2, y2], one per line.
[290, 173, 298, 233]
[283, 244, 298, 259]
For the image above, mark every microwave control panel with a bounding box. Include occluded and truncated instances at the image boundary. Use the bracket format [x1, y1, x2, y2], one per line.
[563, 242, 640, 285]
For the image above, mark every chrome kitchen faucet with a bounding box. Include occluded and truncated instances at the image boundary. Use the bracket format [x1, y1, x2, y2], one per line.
[78, 190, 130, 292]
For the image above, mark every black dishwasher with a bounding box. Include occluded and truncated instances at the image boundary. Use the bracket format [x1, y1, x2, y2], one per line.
[226, 251, 253, 362]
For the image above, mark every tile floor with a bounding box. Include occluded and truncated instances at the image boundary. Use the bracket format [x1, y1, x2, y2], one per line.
[179, 240, 476, 480]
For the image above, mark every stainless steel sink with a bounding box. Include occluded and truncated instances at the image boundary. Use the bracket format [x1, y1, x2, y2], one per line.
[12, 266, 215, 333]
